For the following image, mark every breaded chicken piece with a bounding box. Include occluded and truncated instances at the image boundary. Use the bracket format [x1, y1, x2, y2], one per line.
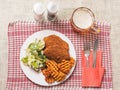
[44, 35, 69, 50]
[43, 35, 70, 63]
[44, 45, 70, 63]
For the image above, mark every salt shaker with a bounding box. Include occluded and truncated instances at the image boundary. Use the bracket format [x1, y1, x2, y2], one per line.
[47, 2, 58, 21]
[33, 2, 45, 22]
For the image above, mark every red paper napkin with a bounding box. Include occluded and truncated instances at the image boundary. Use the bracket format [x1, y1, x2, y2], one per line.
[6, 20, 113, 90]
[82, 50, 105, 87]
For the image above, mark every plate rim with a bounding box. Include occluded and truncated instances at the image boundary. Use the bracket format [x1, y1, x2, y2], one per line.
[20, 30, 76, 86]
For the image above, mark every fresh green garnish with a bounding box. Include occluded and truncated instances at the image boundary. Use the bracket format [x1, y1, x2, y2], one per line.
[21, 39, 46, 72]
[31, 61, 39, 69]
[28, 39, 45, 51]
[22, 57, 28, 64]
[38, 51, 46, 60]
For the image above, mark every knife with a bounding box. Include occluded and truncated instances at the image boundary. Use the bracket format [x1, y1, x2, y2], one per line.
[93, 39, 98, 67]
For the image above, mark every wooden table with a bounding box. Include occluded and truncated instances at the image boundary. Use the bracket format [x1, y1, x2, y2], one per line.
[0, 0, 120, 90]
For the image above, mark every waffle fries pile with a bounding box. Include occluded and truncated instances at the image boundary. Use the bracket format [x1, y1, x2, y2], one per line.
[42, 57, 75, 83]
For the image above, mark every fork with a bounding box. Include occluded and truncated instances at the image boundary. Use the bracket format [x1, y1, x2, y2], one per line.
[84, 43, 90, 67]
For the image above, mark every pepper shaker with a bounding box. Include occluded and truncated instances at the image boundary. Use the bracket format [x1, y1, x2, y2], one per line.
[33, 2, 45, 22]
[47, 1, 58, 21]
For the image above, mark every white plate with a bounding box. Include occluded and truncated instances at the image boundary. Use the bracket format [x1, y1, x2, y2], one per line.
[20, 30, 76, 86]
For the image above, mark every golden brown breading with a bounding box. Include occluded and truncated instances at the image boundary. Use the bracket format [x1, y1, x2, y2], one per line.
[43, 35, 70, 63]
[44, 45, 70, 63]
[44, 35, 69, 50]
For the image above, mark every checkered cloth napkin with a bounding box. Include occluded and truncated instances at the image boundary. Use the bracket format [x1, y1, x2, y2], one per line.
[6, 20, 113, 90]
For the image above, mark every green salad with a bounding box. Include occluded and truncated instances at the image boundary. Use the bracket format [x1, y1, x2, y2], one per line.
[21, 39, 47, 72]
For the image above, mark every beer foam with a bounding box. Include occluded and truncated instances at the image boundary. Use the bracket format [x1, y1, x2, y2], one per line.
[73, 9, 93, 29]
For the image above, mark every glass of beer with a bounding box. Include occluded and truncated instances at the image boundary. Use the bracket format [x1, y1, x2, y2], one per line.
[70, 7, 100, 34]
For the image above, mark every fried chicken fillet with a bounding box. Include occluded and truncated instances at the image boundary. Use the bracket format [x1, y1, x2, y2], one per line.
[44, 35, 70, 63]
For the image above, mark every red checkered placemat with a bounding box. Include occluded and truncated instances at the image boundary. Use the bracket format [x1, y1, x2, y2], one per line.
[6, 20, 113, 90]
